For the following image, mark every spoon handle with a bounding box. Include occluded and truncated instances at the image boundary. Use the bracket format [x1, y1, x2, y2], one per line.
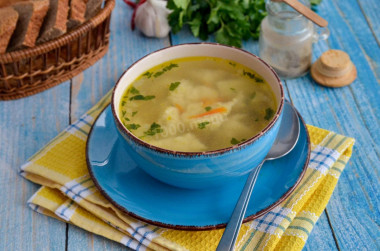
[216, 162, 264, 251]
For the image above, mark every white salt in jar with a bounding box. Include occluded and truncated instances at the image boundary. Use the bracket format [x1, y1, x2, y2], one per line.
[259, 0, 329, 79]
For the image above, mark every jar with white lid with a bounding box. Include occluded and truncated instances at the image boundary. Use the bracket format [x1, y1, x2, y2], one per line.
[259, 0, 329, 79]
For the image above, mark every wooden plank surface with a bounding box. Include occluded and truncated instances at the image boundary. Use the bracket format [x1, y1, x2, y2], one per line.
[355, 0, 380, 44]
[331, 0, 380, 81]
[0, 83, 70, 250]
[0, 0, 378, 250]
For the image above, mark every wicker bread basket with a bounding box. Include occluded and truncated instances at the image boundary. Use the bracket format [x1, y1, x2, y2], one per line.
[0, 0, 115, 100]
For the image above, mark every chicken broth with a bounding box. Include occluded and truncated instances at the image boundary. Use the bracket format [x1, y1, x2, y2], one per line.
[119, 57, 277, 152]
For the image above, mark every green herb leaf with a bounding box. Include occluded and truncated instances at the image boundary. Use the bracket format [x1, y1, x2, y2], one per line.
[230, 138, 240, 145]
[250, 92, 256, 99]
[172, 0, 190, 10]
[198, 121, 210, 129]
[167, 0, 271, 47]
[154, 71, 164, 78]
[129, 95, 155, 101]
[125, 117, 130, 121]
[132, 111, 138, 117]
[310, 0, 322, 6]
[121, 101, 126, 106]
[169, 81, 181, 91]
[122, 111, 126, 116]
[264, 108, 275, 120]
[243, 70, 256, 79]
[230, 87, 236, 91]
[231, 137, 246, 145]
[153, 63, 179, 78]
[143, 72, 153, 78]
[255, 77, 264, 83]
[144, 122, 164, 136]
[129, 86, 140, 94]
[205, 106, 212, 111]
[126, 123, 141, 130]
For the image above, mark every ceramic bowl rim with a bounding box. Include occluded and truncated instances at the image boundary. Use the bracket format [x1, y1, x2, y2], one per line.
[111, 42, 284, 157]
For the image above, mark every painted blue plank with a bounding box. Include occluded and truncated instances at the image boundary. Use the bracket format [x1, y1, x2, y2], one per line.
[303, 211, 339, 251]
[68, 225, 133, 251]
[0, 82, 70, 250]
[329, 0, 380, 81]
[356, 0, 380, 44]
[318, 0, 380, 142]
[171, 25, 213, 45]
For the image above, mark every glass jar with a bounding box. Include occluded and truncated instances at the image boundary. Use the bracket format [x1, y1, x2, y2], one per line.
[259, 0, 329, 79]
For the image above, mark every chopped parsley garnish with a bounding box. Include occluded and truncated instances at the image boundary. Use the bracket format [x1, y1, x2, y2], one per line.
[132, 111, 138, 117]
[255, 77, 264, 83]
[121, 101, 126, 106]
[231, 138, 240, 145]
[144, 122, 164, 136]
[231, 138, 246, 145]
[198, 121, 210, 129]
[230, 87, 236, 91]
[129, 95, 155, 101]
[264, 108, 275, 120]
[153, 63, 179, 78]
[154, 71, 164, 78]
[205, 106, 212, 111]
[243, 70, 256, 79]
[122, 111, 126, 116]
[143, 71, 153, 78]
[129, 86, 140, 94]
[250, 92, 256, 99]
[229, 62, 236, 67]
[125, 117, 130, 121]
[125, 123, 141, 130]
[169, 81, 181, 91]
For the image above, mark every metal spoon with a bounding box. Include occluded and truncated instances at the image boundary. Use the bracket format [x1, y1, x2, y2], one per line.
[216, 100, 300, 251]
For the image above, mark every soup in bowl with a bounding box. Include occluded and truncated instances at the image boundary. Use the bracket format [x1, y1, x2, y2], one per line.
[112, 43, 284, 189]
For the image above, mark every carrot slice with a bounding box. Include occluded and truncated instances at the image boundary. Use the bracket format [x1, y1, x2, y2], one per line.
[189, 107, 227, 119]
[175, 103, 184, 113]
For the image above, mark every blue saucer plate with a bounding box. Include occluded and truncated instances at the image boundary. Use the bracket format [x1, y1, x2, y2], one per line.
[86, 106, 310, 230]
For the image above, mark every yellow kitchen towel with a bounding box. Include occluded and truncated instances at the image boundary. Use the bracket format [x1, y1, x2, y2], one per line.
[20, 91, 355, 251]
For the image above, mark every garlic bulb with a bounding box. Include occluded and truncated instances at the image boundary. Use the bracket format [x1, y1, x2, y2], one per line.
[134, 0, 171, 38]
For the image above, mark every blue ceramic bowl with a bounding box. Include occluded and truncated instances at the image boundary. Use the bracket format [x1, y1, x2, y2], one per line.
[112, 43, 284, 189]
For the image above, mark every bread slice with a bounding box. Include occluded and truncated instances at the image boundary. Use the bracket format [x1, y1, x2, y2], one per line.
[38, 0, 69, 43]
[67, 0, 102, 30]
[0, 0, 25, 8]
[8, 0, 49, 51]
[85, 0, 102, 19]
[23, 0, 50, 47]
[0, 7, 19, 53]
[67, 0, 88, 30]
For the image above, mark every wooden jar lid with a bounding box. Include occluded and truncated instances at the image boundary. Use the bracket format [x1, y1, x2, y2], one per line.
[311, 49, 357, 87]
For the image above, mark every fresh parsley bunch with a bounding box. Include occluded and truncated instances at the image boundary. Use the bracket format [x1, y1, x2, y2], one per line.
[167, 0, 267, 47]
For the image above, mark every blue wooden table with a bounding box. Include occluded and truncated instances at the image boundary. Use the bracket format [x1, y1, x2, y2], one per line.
[1, 0, 379, 250]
